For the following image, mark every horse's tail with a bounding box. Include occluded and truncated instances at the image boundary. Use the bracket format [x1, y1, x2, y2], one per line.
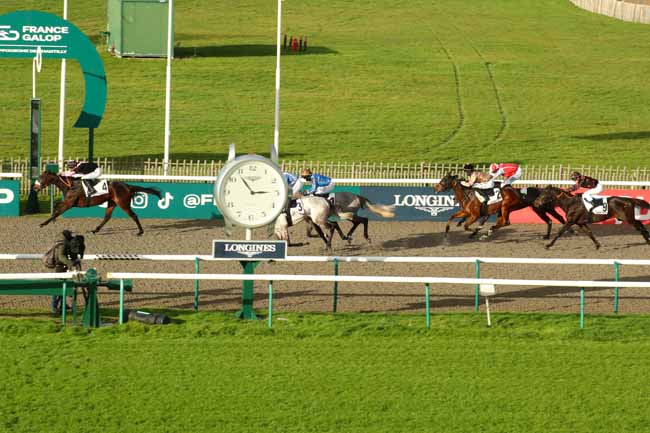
[130, 185, 162, 199]
[359, 196, 395, 218]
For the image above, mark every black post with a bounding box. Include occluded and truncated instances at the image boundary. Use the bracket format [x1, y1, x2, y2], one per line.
[88, 127, 94, 163]
[25, 98, 41, 214]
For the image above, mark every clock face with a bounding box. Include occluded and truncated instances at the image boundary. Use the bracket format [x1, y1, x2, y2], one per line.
[215, 156, 288, 228]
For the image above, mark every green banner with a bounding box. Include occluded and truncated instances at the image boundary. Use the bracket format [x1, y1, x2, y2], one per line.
[0, 180, 20, 216]
[63, 183, 360, 219]
[0, 10, 106, 128]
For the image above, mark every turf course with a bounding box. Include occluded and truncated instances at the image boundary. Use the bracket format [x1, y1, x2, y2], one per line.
[1, 311, 650, 433]
[1, 0, 650, 166]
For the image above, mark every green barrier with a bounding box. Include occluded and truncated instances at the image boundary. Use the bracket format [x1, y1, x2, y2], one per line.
[0, 180, 20, 217]
[0, 268, 132, 327]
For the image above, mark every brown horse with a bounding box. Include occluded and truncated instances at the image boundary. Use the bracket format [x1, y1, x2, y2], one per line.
[534, 186, 650, 249]
[33, 171, 162, 235]
[434, 174, 518, 241]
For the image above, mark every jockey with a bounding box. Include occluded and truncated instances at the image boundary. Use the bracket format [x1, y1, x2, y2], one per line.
[568, 171, 604, 213]
[489, 162, 522, 187]
[62, 160, 101, 199]
[300, 169, 334, 200]
[461, 163, 495, 215]
[284, 172, 305, 199]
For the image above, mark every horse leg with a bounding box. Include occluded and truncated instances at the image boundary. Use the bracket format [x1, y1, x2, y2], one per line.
[532, 208, 553, 240]
[632, 220, 650, 244]
[463, 214, 481, 238]
[330, 221, 347, 241]
[577, 224, 601, 250]
[545, 222, 575, 249]
[311, 222, 332, 254]
[361, 216, 370, 243]
[116, 199, 145, 235]
[446, 210, 468, 241]
[306, 220, 320, 238]
[91, 201, 116, 234]
[40, 201, 72, 227]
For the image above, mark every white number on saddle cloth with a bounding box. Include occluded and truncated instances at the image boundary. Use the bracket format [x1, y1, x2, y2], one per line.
[583, 195, 609, 215]
[487, 188, 502, 205]
[82, 180, 109, 197]
[294, 199, 305, 216]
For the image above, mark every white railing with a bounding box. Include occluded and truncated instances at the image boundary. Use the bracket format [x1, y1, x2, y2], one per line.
[105, 272, 650, 288]
[0, 253, 648, 267]
[0, 271, 79, 279]
[0, 173, 22, 178]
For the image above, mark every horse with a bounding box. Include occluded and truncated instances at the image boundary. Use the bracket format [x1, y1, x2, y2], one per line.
[434, 174, 568, 240]
[274, 196, 346, 254]
[534, 186, 650, 249]
[33, 171, 162, 236]
[433, 173, 520, 241]
[305, 191, 396, 243]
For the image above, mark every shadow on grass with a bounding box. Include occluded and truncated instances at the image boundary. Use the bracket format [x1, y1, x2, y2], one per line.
[573, 131, 650, 141]
[175, 44, 337, 58]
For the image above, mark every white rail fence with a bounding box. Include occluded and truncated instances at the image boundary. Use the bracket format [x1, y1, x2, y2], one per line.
[1, 254, 647, 322]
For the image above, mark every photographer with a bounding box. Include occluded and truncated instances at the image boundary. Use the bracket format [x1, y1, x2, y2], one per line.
[44, 230, 85, 314]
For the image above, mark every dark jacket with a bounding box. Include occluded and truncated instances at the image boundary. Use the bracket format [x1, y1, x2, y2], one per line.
[569, 175, 599, 192]
[53, 232, 81, 271]
[71, 162, 99, 175]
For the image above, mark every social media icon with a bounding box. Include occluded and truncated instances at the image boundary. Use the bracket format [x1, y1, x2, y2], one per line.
[131, 192, 148, 209]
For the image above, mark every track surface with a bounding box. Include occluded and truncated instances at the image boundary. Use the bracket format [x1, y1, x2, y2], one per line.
[2, 216, 650, 315]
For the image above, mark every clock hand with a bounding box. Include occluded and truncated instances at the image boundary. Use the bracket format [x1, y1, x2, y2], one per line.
[240, 176, 255, 194]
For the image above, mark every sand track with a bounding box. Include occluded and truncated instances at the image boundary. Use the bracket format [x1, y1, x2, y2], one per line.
[2, 216, 650, 315]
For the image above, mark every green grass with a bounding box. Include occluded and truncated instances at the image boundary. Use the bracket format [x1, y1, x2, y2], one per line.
[1, 1, 650, 166]
[1, 310, 650, 433]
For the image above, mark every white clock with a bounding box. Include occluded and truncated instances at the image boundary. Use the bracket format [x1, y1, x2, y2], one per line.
[214, 154, 289, 229]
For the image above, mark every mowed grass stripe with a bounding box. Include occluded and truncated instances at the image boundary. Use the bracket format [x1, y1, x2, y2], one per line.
[1, 312, 650, 432]
[0, 0, 649, 165]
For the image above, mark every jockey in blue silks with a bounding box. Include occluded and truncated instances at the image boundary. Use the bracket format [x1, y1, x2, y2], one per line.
[300, 169, 335, 199]
[284, 172, 305, 198]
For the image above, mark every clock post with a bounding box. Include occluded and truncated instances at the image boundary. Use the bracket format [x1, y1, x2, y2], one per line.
[239, 228, 259, 320]
[213, 151, 289, 320]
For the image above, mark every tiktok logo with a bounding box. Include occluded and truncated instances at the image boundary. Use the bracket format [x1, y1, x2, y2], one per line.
[157, 192, 174, 209]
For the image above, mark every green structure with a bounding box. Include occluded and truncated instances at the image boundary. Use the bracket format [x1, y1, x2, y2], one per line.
[0, 268, 132, 328]
[106, 0, 173, 57]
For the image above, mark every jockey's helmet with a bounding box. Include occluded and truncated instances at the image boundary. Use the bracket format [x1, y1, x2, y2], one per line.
[67, 160, 78, 170]
[490, 163, 499, 173]
[570, 171, 581, 181]
[463, 163, 474, 172]
[300, 168, 312, 181]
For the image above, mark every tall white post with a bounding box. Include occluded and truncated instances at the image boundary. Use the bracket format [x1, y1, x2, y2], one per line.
[32, 46, 43, 98]
[271, 0, 282, 163]
[163, 0, 173, 176]
[57, 0, 68, 169]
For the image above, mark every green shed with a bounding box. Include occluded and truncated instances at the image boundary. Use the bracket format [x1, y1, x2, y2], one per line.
[106, 0, 173, 58]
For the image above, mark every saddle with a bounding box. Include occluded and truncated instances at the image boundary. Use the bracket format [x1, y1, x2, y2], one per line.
[583, 196, 608, 215]
[473, 188, 502, 205]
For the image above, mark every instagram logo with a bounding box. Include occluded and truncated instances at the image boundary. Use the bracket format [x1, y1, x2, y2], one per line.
[131, 192, 148, 209]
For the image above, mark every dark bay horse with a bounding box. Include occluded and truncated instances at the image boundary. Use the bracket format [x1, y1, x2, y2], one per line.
[534, 186, 650, 249]
[434, 174, 516, 240]
[33, 171, 162, 235]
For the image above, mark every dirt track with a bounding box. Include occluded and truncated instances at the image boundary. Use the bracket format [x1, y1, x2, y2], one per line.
[2, 215, 650, 315]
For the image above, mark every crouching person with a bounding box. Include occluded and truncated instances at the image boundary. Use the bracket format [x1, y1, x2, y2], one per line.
[43, 230, 85, 314]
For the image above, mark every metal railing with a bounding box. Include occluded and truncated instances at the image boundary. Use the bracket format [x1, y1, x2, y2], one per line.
[6, 157, 650, 195]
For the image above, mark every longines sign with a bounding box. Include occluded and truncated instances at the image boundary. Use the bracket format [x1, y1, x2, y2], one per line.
[359, 187, 463, 221]
[213, 240, 287, 261]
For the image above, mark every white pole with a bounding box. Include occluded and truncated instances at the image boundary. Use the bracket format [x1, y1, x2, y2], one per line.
[57, 0, 69, 170]
[485, 298, 491, 327]
[32, 46, 43, 99]
[271, 0, 282, 163]
[163, 0, 173, 176]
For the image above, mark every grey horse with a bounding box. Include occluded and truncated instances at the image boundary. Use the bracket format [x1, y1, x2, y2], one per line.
[306, 191, 396, 243]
